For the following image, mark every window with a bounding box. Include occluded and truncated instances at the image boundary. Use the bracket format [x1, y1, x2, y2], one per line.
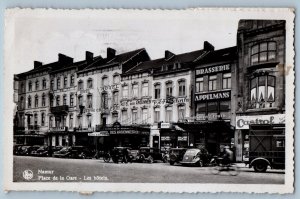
[223, 73, 231, 89]
[77, 116, 82, 128]
[20, 83, 24, 93]
[62, 116, 67, 127]
[207, 102, 218, 112]
[196, 77, 204, 92]
[78, 95, 83, 106]
[63, 95, 67, 105]
[41, 113, 45, 126]
[142, 82, 149, 96]
[132, 84, 138, 98]
[35, 80, 39, 90]
[132, 109, 138, 124]
[122, 85, 129, 98]
[20, 96, 24, 109]
[154, 84, 161, 99]
[57, 77, 61, 89]
[165, 106, 173, 122]
[56, 95, 60, 106]
[28, 81, 32, 91]
[50, 96, 54, 107]
[101, 93, 108, 109]
[70, 75, 75, 86]
[87, 94, 93, 108]
[34, 95, 39, 107]
[87, 115, 92, 128]
[113, 75, 120, 84]
[34, 113, 38, 125]
[49, 116, 53, 127]
[28, 96, 32, 108]
[250, 75, 275, 104]
[69, 114, 73, 128]
[166, 82, 173, 97]
[251, 42, 276, 65]
[42, 94, 46, 106]
[121, 110, 128, 124]
[102, 76, 108, 86]
[113, 91, 119, 104]
[178, 80, 186, 96]
[70, 94, 74, 106]
[42, 79, 47, 89]
[112, 112, 118, 123]
[64, 76, 68, 88]
[87, 78, 93, 89]
[50, 79, 54, 90]
[220, 101, 231, 112]
[154, 108, 160, 123]
[78, 80, 83, 90]
[142, 109, 148, 123]
[208, 75, 217, 91]
[178, 106, 185, 121]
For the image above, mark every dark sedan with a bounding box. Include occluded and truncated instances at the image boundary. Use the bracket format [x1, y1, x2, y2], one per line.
[180, 148, 211, 167]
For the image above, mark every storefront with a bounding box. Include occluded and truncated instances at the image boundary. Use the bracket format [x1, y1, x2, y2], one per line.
[235, 114, 285, 162]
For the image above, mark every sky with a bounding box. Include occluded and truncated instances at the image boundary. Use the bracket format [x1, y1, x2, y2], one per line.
[4, 8, 292, 74]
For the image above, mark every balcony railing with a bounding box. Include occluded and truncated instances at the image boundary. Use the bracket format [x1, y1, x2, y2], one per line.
[49, 126, 68, 132]
[50, 105, 69, 114]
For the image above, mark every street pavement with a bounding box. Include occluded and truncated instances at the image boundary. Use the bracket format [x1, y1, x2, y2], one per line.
[13, 156, 284, 184]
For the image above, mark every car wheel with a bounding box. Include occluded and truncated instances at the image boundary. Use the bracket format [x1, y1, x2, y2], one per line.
[170, 161, 175, 165]
[139, 154, 145, 163]
[254, 161, 268, 172]
[103, 154, 111, 163]
[148, 156, 154, 164]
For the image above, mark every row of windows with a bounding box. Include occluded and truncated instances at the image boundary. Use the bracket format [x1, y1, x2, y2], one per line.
[50, 75, 75, 90]
[78, 75, 120, 90]
[24, 112, 46, 127]
[50, 94, 75, 107]
[195, 73, 231, 93]
[250, 42, 276, 65]
[24, 79, 47, 92]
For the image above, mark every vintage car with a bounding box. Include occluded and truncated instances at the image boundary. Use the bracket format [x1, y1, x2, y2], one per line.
[53, 147, 72, 158]
[13, 145, 25, 155]
[136, 147, 163, 163]
[53, 146, 93, 159]
[19, 145, 41, 156]
[110, 147, 133, 163]
[31, 146, 54, 157]
[169, 148, 187, 165]
[180, 148, 211, 167]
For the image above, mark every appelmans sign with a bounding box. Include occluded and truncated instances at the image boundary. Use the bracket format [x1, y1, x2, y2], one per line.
[194, 90, 231, 102]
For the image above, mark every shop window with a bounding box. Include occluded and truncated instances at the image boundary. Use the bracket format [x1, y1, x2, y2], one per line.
[132, 84, 138, 98]
[165, 106, 173, 122]
[70, 94, 74, 106]
[113, 75, 120, 84]
[63, 95, 67, 105]
[113, 91, 119, 104]
[35, 95, 39, 107]
[154, 108, 160, 123]
[35, 80, 39, 90]
[101, 93, 108, 109]
[222, 73, 231, 89]
[178, 106, 186, 121]
[56, 95, 60, 106]
[28, 96, 32, 108]
[207, 101, 218, 112]
[178, 80, 186, 96]
[70, 75, 75, 86]
[250, 75, 275, 108]
[251, 42, 276, 65]
[42, 79, 47, 89]
[166, 82, 173, 97]
[142, 109, 148, 124]
[87, 78, 93, 89]
[64, 76, 68, 88]
[87, 94, 93, 108]
[122, 85, 129, 98]
[78, 80, 83, 90]
[57, 77, 61, 89]
[208, 75, 217, 91]
[154, 84, 161, 99]
[132, 109, 138, 124]
[121, 110, 128, 124]
[42, 93, 46, 106]
[142, 82, 149, 96]
[28, 81, 32, 91]
[220, 101, 231, 112]
[196, 77, 204, 92]
[69, 114, 73, 128]
[41, 113, 45, 126]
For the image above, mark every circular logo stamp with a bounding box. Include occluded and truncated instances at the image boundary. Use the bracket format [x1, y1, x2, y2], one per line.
[23, 169, 33, 180]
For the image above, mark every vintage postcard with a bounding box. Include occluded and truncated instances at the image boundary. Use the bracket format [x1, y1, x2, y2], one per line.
[3, 8, 294, 193]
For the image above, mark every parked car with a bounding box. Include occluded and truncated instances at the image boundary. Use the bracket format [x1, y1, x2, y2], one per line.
[13, 144, 25, 155]
[110, 147, 133, 163]
[31, 146, 51, 157]
[180, 148, 211, 167]
[18, 146, 38, 156]
[28, 145, 44, 156]
[169, 148, 187, 165]
[53, 146, 93, 159]
[137, 147, 163, 163]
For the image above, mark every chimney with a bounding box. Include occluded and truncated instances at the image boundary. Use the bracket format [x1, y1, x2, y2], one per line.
[107, 47, 116, 60]
[58, 53, 74, 65]
[85, 51, 94, 64]
[34, 61, 43, 69]
[165, 50, 175, 60]
[203, 41, 215, 51]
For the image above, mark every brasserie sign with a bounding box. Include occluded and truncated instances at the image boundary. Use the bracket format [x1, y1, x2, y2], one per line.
[195, 90, 231, 102]
[196, 64, 231, 76]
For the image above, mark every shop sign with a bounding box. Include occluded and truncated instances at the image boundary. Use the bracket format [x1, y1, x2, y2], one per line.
[196, 64, 231, 76]
[195, 90, 231, 102]
[161, 136, 171, 141]
[178, 136, 187, 141]
[236, 114, 285, 129]
[109, 130, 150, 135]
[88, 131, 110, 136]
[161, 123, 171, 129]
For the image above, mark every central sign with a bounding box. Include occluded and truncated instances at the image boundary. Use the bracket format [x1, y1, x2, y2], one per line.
[236, 114, 285, 129]
[160, 123, 171, 129]
[195, 90, 231, 102]
[196, 64, 231, 76]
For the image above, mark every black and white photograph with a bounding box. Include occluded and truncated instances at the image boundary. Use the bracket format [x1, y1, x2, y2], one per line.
[3, 8, 294, 193]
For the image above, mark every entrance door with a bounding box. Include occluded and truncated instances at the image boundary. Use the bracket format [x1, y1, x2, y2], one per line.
[152, 136, 159, 148]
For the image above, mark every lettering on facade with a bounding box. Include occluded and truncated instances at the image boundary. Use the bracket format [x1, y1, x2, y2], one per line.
[196, 64, 231, 75]
[100, 84, 120, 91]
[195, 91, 231, 102]
[120, 97, 189, 107]
[236, 114, 285, 129]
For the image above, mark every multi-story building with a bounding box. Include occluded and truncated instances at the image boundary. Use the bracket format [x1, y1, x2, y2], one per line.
[234, 20, 286, 161]
[76, 48, 150, 150]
